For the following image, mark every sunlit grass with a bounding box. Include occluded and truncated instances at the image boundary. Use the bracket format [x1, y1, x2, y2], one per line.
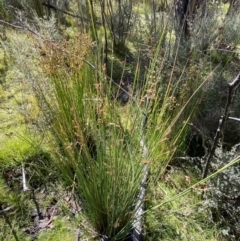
[37, 218, 76, 241]
[144, 154, 240, 240]
[1, 1, 240, 240]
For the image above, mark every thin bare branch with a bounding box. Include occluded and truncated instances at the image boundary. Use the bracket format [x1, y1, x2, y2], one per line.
[228, 116, 240, 122]
[202, 71, 240, 178]
[0, 19, 25, 29]
[0, 206, 13, 215]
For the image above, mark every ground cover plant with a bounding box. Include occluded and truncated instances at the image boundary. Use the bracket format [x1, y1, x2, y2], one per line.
[0, 0, 240, 240]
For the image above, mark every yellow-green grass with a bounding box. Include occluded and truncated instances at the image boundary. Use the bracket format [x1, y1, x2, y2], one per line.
[0, 81, 39, 167]
[0, 32, 42, 168]
[37, 218, 77, 241]
[0, 47, 7, 73]
[144, 167, 223, 241]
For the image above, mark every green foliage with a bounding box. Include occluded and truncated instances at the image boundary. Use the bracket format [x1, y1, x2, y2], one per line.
[0, 130, 34, 166]
[0, 46, 7, 83]
[37, 218, 75, 241]
[0, 39, 40, 168]
[1, 1, 240, 240]
[0, 0, 7, 20]
[204, 145, 240, 240]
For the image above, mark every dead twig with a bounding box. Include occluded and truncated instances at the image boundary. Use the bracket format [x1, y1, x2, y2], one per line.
[22, 163, 29, 192]
[0, 206, 13, 215]
[228, 116, 240, 122]
[132, 96, 150, 241]
[31, 189, 42, 220]
[0, 19, 25, 29]
[202, 71, 240, 178]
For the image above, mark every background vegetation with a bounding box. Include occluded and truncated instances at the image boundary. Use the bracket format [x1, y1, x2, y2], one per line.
[0, 0, 240, 240]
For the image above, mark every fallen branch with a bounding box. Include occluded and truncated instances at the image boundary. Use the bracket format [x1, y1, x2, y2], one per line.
[0, 19, 25, 29]
[132, 96, 150, 241]
[202, 71, 240, 178]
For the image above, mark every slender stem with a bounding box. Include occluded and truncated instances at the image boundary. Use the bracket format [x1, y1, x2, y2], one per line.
[228, 116, 240, 122]
[99, 0, 108, 68]
[31, 189, 42, 219]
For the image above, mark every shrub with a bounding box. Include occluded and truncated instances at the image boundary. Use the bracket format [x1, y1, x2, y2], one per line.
[204, 144, 240, 240]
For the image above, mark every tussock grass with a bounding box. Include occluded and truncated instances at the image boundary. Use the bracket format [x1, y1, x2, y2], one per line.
[32, 9, 225, 238]
[34, 25, 217, 239]
[36, 33, 145, 240]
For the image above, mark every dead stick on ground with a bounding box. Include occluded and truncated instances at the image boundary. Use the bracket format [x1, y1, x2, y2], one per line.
[202, 71, 240, 179]
[22, 163, 29, 192]
[0, 206, 13, 215]
[132, 96, 150, 241]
